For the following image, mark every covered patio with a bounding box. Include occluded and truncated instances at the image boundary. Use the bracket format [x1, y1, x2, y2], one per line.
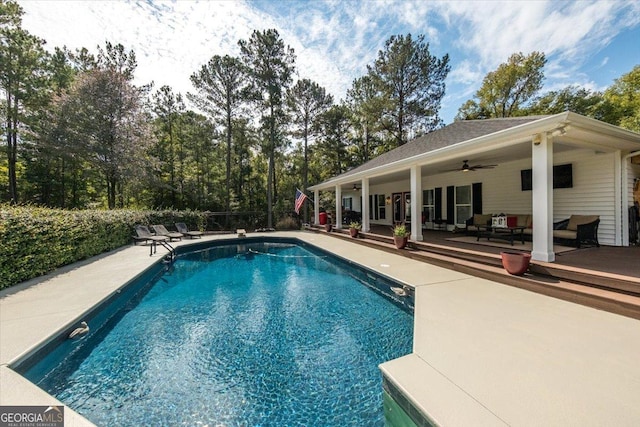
[309, 113, 640, 264]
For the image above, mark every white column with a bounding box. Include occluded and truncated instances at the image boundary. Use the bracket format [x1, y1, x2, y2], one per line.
[313, 189, 320, 225]
[614, 151, 623, 246]
[335, 185, 342, 229]
[531, 132, 555, 262]
[410, 165, 423, 241]
[361, 178, 370, 232]
[621, 153, 630, 246]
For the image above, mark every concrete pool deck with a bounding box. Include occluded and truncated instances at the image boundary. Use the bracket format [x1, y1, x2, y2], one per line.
[1, 231, 639, 426]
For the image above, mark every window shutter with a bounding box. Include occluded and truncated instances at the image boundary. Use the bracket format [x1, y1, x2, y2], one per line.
[472, 182, 483, 214]
[435, 187, 442, 220]
[370, 195, 375, 220]
[446, 186, 454, 224]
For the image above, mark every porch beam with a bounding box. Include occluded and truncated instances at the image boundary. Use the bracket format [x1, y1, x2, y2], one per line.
[361, 178, 370, 232]
[335, 185, 342, 229]
[531, 132, 555, 262]
[313, 189, 320, 225]
[621, 152, 632, 246]
[410, 165, 423, 241]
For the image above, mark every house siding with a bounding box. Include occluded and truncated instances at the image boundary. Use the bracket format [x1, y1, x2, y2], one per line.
[364, 148, 620, 245]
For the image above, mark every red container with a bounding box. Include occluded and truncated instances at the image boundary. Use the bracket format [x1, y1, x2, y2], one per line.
[319, 212, 327, 225]
[501, 252, 531, 275]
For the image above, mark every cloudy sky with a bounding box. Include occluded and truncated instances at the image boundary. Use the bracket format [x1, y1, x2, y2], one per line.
[20, 0, 640, 123]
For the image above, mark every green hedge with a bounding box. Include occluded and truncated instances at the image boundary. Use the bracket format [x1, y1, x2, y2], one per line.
[0, 206, 206, 290]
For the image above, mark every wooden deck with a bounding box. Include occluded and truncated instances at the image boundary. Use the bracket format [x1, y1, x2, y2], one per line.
[308, 225, 640, 320]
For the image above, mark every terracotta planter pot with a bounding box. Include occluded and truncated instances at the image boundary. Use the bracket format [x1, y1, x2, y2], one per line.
[393, 235, 408, 249]
[349, 228, 359, 238]
[325, 224, 333, 232]
[500, 251, 531, 275]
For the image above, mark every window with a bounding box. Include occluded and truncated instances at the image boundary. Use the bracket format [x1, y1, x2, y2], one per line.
[422, 189, 434, 223]
[377, 194, 386, 219]
[342, 197, 352, 211]
[455, 185, 471, 225]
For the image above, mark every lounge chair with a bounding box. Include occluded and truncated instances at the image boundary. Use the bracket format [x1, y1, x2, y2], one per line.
[133, 225, 169, 245]
[175, 222, 203, 239]
[151, 224, 183, 241]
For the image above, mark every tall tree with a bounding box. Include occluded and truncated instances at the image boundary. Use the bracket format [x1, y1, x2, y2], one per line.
[151, 85, 185, 207]
[189, 55, 247, 221]
[526, 85, 604, 117]
[25, 46, 81, 207]
[316, 104, 352, 177]
[601, 65, 640, 132]
[368, 33, 450, 147]
[347, 75, 386, 162]
[230, 117, 257, 210]
[0, 0, 49, 203]
[239, 29, 295, 228]
[56, 43, 152, 209]
[286, 78, 333, 222]
[456, 51, 546, 120]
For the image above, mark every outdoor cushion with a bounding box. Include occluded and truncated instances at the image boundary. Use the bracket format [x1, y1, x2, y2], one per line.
[473, 214, 493, 225]
[567, 215, 599, 231]
[504, 214, 531, 228]
[553, 229, 577, 240]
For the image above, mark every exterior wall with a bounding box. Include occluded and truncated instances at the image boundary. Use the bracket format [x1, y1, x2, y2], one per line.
[366, 148, 620, 245]
[368, 179, 408, 226]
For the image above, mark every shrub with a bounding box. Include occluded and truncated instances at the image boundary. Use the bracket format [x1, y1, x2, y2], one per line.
[0, 205, 207, 290]
[275, 216, 300, 230]
[392, 224, 409, 237]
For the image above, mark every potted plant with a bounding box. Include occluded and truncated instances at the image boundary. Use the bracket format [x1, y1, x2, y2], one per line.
[349, 221, 361, 238]
[500, 251, 531, 275]
[392, 224, 410, 249]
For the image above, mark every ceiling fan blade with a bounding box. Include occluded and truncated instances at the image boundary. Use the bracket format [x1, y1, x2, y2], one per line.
[470, 164, 497, 170]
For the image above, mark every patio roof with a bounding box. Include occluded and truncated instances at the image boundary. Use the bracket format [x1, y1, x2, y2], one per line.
[309, 112, 640, 191]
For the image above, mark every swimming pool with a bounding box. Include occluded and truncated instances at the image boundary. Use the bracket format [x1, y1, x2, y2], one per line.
[21, 239, 413, 426]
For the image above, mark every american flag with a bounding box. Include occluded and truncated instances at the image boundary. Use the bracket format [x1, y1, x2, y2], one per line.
[294, 189, 308, 214]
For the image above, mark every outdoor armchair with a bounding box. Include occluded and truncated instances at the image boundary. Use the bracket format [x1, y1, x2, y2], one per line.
[553, 215, 600, 248]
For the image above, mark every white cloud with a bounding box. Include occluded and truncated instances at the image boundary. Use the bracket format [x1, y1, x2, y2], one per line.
[18, 0, 640, 123]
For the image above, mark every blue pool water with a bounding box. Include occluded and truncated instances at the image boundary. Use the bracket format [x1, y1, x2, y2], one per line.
[25, 240, 413, 426]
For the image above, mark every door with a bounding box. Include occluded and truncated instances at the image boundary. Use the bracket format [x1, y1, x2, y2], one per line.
[392, 192, 411, 226]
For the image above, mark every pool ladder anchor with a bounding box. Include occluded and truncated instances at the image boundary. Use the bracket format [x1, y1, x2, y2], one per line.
[149, 240, 176, 264]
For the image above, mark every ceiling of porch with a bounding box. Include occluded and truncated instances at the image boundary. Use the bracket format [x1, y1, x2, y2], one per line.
[353, 139, 579, 187]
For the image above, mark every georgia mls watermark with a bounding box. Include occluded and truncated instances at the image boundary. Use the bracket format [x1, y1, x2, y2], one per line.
[0, 406, 64, 427]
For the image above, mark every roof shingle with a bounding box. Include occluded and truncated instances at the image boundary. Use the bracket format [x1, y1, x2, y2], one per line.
[332, 116, 548, 181]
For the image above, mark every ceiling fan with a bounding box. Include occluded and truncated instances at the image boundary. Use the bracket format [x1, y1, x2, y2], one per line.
[443, 160, 498, 172]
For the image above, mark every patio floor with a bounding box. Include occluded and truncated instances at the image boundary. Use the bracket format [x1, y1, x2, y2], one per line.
[368, 225, 640, 278]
